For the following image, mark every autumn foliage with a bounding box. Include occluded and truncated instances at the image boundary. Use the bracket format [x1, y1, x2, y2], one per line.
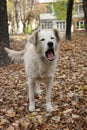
[0, 34, 87, 130]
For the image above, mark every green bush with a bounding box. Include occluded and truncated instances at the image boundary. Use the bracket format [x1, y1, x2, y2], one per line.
[24, 24, 33, 34]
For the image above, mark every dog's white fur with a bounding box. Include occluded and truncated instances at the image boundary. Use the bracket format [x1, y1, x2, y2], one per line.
[5, 29, 60, 112]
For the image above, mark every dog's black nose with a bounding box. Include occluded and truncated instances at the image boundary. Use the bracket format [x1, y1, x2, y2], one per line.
[47, 42, 53, 48]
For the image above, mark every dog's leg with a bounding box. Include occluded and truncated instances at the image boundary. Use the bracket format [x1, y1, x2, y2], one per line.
[46, 78, 54, 112]
[28, 79, 35, 111]
[36, 81, 41, 95]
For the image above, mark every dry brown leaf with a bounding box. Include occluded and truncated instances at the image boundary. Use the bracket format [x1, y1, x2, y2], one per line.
[64, 127, 70, 130]
[6, 126, 14, 130]
[63, 109, 72, 114]
[82, 85, 87, 90]
[0, 119, 8, 125]
[72, 114, 79, 119]
[6, 109, 16, 117]
[19, 119, 30, 129]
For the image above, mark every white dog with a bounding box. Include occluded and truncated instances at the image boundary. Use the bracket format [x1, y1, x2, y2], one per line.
[5, 29, 60, 112]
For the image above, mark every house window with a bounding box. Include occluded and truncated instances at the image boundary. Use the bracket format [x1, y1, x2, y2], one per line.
[41, 21, 52, 29]
[46, 4, 54, 14]
[75, 4, 83, 14]
[56, 21, 66, 31]
[75, 21, 85, 30]
[41, 22, 46, 29]
[48, 22, 52, 29]
[47, 6, 50, 13]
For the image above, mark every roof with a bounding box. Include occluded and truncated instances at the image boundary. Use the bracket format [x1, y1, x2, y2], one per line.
[40, 13, 57, 20]
[39, 0, 82, 3]
[39, 0, 55, 3]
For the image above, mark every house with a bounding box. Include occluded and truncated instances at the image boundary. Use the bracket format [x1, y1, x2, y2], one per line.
[39, 0, 85, 32]
[39, 0, 66, 31]
[73, 0, 85, 32]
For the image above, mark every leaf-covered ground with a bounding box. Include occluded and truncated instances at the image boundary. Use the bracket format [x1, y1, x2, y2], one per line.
[0, 34, 87, 130]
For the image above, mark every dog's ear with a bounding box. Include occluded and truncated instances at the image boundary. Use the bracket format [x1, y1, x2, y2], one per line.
[53, 29, 60, 42]
[29, 30, 38, 45]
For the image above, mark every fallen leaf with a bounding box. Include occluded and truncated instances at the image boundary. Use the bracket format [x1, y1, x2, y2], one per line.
[6, 109, 16, 117]
[82, 85, 87, 90]
[6, 126, 14, 130]
[19, 119, 30, 129]
[63, 109, 72, 114]
[64, 127, 70, 130]
[72, 114, 79, 119]
[0, 119, 8, 125]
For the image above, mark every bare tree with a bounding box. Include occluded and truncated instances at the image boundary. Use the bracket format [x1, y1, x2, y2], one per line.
[14, 0, 19, 29]
[8, 0, 39, 33]
[66, 0, 74, 41]
[19, 0, 39, 31]
[0, 0, 10, 66]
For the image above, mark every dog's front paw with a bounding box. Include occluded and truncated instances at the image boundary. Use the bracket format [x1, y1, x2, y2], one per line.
[46, 103, 54, 112]
[29, 105, 35, 112]
[36, 89, 41, 95]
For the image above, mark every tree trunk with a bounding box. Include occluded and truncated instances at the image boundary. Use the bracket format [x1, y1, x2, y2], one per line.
[66, 0, 73, 41]
[83, 0, 87, 32]
[0, 0, 10, 66]
[14, 0, 19, 30]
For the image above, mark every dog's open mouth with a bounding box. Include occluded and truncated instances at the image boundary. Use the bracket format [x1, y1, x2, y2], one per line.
[46, 48, 55, 61]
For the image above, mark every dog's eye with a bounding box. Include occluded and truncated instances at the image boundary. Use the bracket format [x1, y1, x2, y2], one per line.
[40, 38, 45, 41]
[51, 37, 54, 39]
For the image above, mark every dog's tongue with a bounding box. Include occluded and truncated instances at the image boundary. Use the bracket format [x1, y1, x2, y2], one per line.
[47, 51, 55, 61]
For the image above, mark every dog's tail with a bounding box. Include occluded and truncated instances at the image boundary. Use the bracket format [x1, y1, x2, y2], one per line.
[5, 47, 25, 62]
